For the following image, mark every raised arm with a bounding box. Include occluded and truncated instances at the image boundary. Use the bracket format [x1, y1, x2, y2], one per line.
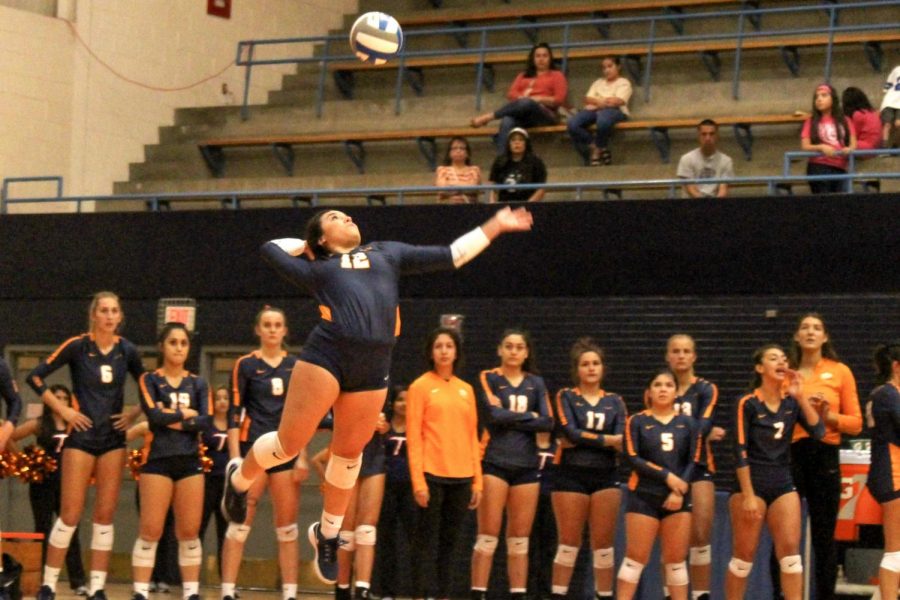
[451, 206, 533, 268]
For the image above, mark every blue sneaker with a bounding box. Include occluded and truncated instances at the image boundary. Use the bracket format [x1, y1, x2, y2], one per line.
[221, 458, 248, 524]
[308, 521, 340, 584]
[36, 586, 55, 600]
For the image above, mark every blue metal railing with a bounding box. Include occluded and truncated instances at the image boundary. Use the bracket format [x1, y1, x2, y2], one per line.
[0, 176, 64, 214]
[783, 148, 900, 192]
[2, 169, 897, 214]
[234, 1, 899, 119]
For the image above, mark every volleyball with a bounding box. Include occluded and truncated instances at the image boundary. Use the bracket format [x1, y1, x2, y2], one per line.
[349, 11, 403, 65]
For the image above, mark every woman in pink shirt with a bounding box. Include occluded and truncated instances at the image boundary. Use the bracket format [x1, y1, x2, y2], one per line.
[435, 136, 482, 203]
[842, 87, 882, 151]
[800, 83, 857, 194]
[470, 43, 568, 154]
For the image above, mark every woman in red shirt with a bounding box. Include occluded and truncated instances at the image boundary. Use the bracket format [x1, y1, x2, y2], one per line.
[842, 87, 883, 151]
[800, 83, 857, 194]
[470, 43, 568, 154]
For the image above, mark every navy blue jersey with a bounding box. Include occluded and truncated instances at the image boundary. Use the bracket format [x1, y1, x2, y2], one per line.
[866, 383, 900, 497]
[139, 370, 212, 462]
[554, 388, 627, 470]
[479, 370, 553, 469]
[734, 391, 824, 469]
[229, 351, 298, 443]
[675, 377, 719, 470]
[262, 240, 453, 345]
[626, 411, 698, 498]
[384, 425, 409, 483]
[0, 358, 23, 425]
[27, 334, 143, 447]
[201, 422, 230, 477]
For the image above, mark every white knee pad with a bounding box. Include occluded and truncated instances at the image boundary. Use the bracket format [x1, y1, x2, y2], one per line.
[325, 453, 363, 490]
[338, 529, 356, 552]
[664, 562, 689, 586]
[593, 547, 614, 570]
[48, 518, 77, 549]
[354, 525, 376, 546]
[473, 534, 498, 555]
[553, 544, 578, 568]
[728, 557, 753, 578]
[779, 554, 803, 574]
[617, 558, 645, 584]
[506, 536, 528, 556]
[253, 431, 294, 470]
[178, 539, 202, 567]
[275, 524, 298, 543]
[689, 544, 712, 566]
[881, 550, 900, 573]
[225, 522, 251, 543]
[91, 523, 114, 552]
[131, 538, 158, 568]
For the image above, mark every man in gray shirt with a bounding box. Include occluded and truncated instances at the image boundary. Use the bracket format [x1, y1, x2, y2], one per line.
[676, 119, 734, 198]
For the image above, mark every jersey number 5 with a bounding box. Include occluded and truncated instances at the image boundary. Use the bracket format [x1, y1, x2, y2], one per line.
[340, 253, 371, 270]
[661, 432, 674, 451]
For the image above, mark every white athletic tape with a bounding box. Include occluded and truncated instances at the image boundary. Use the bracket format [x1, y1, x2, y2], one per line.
[593, 547, 614, 569]
[779, 555, 803, 574]
[131, 538, 158, 568]
[617, 558, 645, 584]
[225, 523, 250, 543]
[664, 562, 689, 586]
[276, 524, 299, 542]
[178, 539, 202, 567]
[91, 523, 114, 552]
[506, 537, 528, 555]
[728, 557, 753, 578]
[554, 544, 578, 568]
[689, 544, 712, 566]
[325, 453, 362, 490]
[354, 525, 376, 546]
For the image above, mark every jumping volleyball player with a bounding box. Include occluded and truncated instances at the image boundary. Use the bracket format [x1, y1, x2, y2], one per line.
[222, 207, 533, 583]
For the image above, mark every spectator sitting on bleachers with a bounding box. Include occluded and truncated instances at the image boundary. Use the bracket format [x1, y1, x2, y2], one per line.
[470, 43, 568, 154]
[566, 55, 633, 166]
[801, 83, 857, 194]
[881, 64, 900, 149]
[842, 87, 882, 151]
[435, 137, 482, 204]
[676, 119, 734, 198]
[489, 127, 546, 203]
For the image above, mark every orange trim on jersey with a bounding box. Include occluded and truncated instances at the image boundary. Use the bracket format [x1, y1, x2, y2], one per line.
[702, 380, 719, 420]
[479, 369, 504, 407]
[394, 306, 401, 337]
[736, 393, 754, 447]
[706, 439, 716, 473]
[231, 352, 255, 410]
[628, 471, 639, 491]
[555, 389, 570, 427]
[138, 373, 155, 409]
[624, 414, 638, 456]
[891, 443, 900, 491]
[46, 335, 84, 365]
[239, 415, 252, 442]
[319, 305, 333, 322]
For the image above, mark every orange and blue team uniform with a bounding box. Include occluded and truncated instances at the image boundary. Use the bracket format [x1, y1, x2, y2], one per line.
[261, 241, 454, 392]
[554, 388, 628, 494]
[732, 391, 825, 505]
[866, 383, 900, 503]
[625, 411, 698, 518]
[230, 350, 299, 475]
[675, 377, 718, 482]
[0, 357, 23, 426]
[138, 370, 213, 481]
[27, 333, 144, 455]
[478, 370, 554, 485]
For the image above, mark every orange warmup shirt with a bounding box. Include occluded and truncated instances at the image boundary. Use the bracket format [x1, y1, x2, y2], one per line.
[792, 358, 862, 445]
[406, 370, 483, 494]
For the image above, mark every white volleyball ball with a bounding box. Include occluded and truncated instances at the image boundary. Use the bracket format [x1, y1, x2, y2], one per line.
[349, 11, 404, 65]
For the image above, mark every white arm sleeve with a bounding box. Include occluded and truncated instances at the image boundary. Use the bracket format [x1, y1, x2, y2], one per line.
[450, 227, 491, 268]
[270, 238, 307, 257]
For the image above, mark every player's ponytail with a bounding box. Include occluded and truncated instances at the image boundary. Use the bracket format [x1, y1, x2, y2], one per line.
[873, 341, 900, 385]
[304, 210, 331, 258]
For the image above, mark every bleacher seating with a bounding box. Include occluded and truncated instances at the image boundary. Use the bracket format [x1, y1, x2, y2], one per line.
[114, 0, 900, 205]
